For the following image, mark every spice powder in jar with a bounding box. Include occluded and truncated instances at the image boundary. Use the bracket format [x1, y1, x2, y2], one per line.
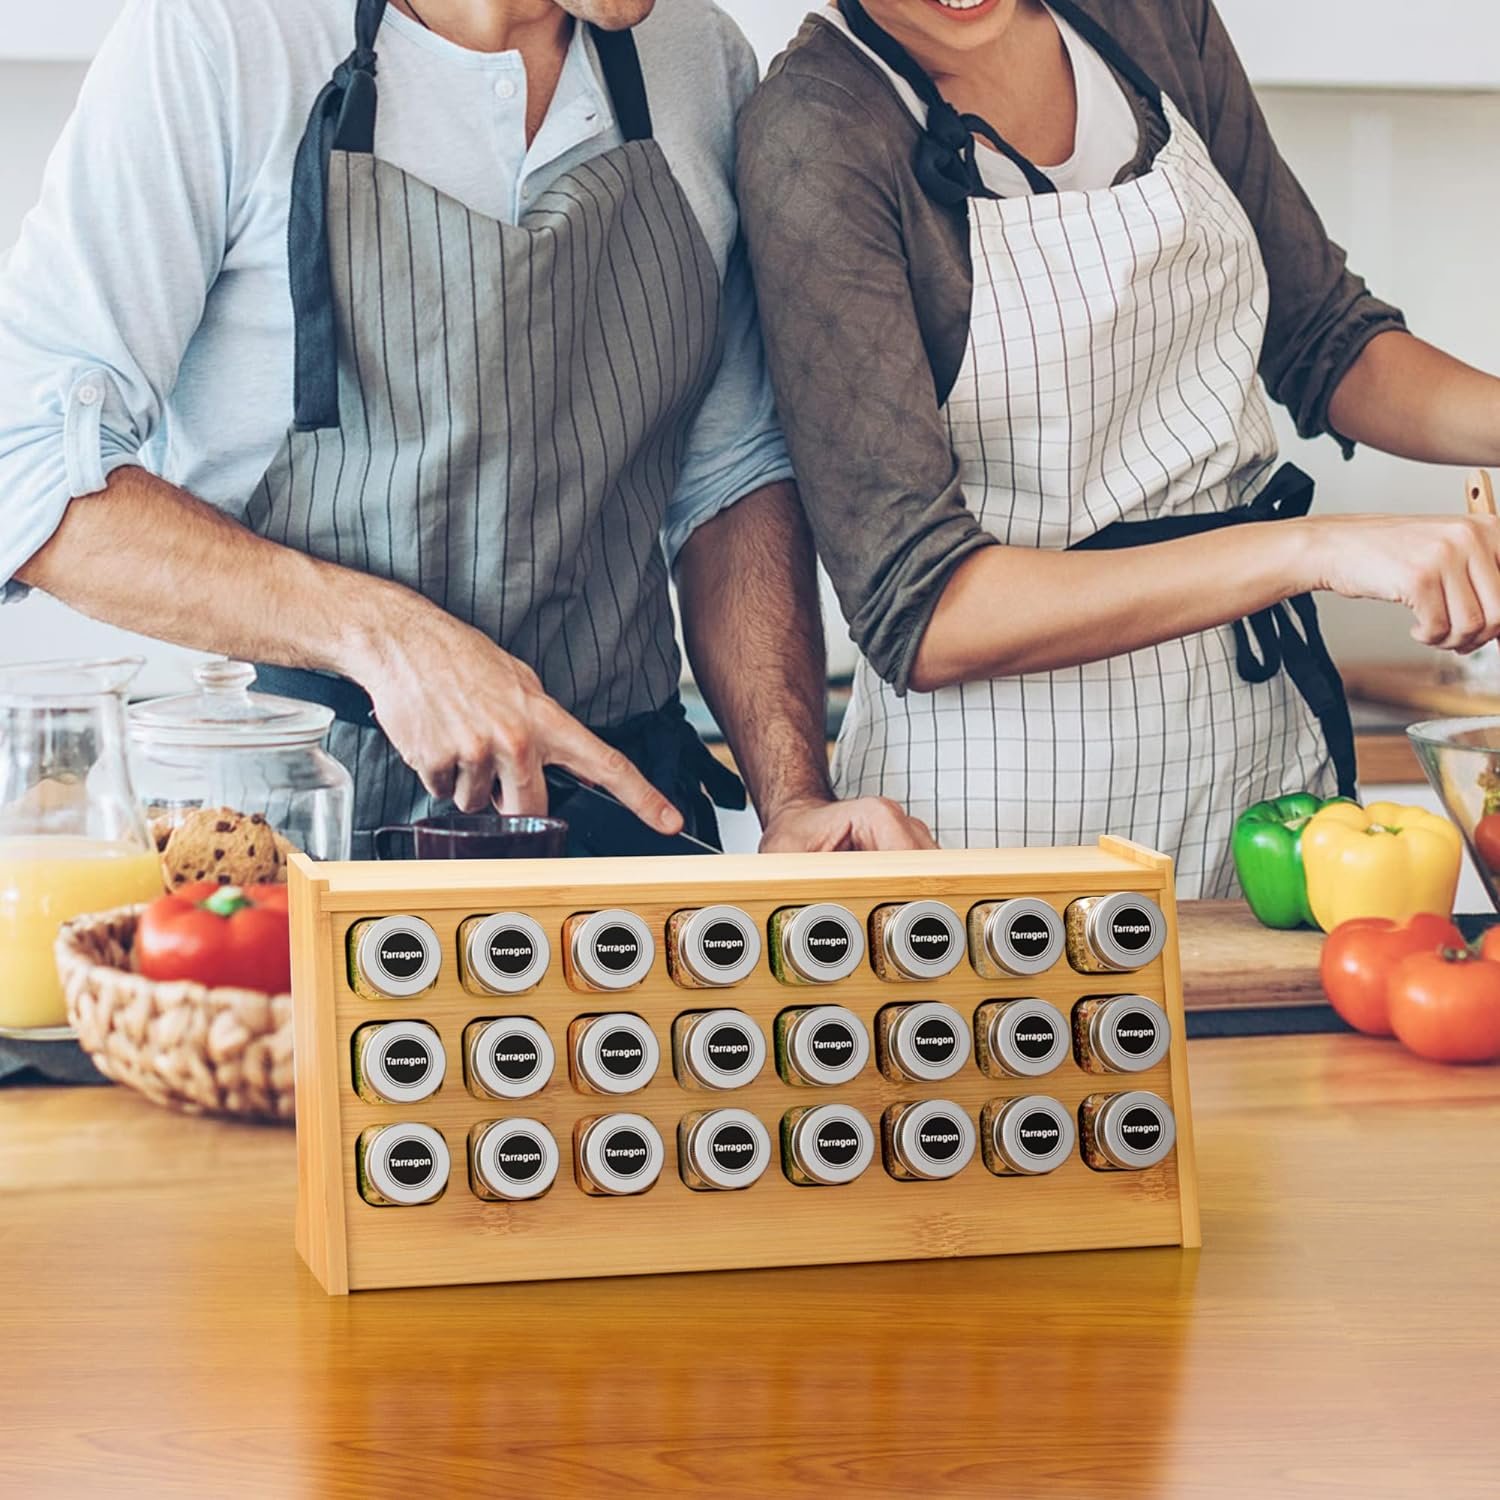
[967, 898, 1065, 978]
[356, 1121, 450, 1206]
[1064, 892, 1167, 973]
[347, 915, 442, 1001]
[1079, 1090, 1177, 1171]
[768, 903, 865, 984]
[868, 899, 965, 981]
[666, 905, 762, 988]
[1072, 994, 1171, 1074]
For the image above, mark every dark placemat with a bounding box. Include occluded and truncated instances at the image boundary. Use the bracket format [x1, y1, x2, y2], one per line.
[0, 1036, 109, 1087]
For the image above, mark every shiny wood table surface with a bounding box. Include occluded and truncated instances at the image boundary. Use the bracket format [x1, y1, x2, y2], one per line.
[3, 1036, 1497, 1500]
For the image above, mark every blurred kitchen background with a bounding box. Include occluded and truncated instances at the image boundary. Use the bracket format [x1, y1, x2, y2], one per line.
[3, 0, 1499, 889]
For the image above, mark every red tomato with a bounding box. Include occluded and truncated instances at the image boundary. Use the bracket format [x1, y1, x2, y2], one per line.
[1387, 950, 1500, 1063]
[1475, 814, 1500, 873]
[1482, 927, 1500, 965]
[1319, 914, 1464, 1036]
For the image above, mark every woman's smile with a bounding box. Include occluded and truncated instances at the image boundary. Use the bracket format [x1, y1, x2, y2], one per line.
[920, 0, 1005, 20]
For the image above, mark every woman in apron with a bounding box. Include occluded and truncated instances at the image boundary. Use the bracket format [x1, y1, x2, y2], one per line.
[738, 0, 1500, 895]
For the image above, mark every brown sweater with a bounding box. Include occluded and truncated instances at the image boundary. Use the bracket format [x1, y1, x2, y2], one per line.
[736, 1, 1406, 694]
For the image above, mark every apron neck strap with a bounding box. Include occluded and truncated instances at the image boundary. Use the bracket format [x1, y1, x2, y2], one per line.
[590, 25, 654, 142]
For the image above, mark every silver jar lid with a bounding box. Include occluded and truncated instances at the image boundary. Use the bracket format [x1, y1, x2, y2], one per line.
[975, 898, 1065, 976]
[1087, 995, 1171, 1073]
[354, 915, 442, 998]
[987, 1094, 1076, 1174]
[569, 909, 655, 990]
[361, 1122, 450, 1206]
[471, 1117, 560, 1201]
[467, 1017, 555, 1100]
[680, 1107, 772, 1190]
[878, 899, 965, 980]
[576, 1112, 665, 1195]
[776, 903, 865, 984]
[981, 998, 1069, 1077]
[1078, 892, 1167, 971]
[785, 1104, 875, 1186]
[781, 1005, 870, 1086]
[888, 1099, 976, 1180]
[464, 912, 550, 994]
[672, 905, 763, 987]
[678, 1009, 767, 1089]
[885, 1001, 971, 1082]
[1091, 1090, 1177, 1170]
[573, 1012, 660, 1094]
[357, 1020, 446, 1104]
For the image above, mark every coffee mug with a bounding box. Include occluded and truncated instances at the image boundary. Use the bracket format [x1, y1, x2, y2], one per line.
[373, 813, 569, 861]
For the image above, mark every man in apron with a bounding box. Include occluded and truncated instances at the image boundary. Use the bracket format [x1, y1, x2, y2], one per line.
[0, 0, 934, 858]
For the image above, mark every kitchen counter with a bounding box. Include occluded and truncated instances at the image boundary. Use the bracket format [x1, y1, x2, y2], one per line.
[5, 1026, 1496, 1499]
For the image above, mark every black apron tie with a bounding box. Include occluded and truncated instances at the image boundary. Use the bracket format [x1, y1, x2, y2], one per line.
[1069, 463, 1359, 800]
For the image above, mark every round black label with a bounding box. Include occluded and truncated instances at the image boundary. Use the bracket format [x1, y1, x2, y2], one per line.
[1113, 1010, 1159, 1056]
[911, 1017, 958, 1064]
[601, 1127, 651, 1177]
[381, 1036, 430, 1086]
[378, 930, 427, 980]
[704, 1023, 754, 1074]
[809, 1021, 856, 1067]
[708, 1122, 758, 1173]
[596, 1026, 646, 1078]
[592, 924, 641, 973]
[698, 920, 748, 970]
[814, 1118, 861, 1167]
[1110, 906, 1155, 953]
[494, 1132, 545, 1183]
[486, 928, 536, 976]
[803, 918, 851, 967]
[1013, 1016, 1060, 1060]
[384, 1135, 435, 1187]
[1016, 1110, 1063, 1156]
[916, 1113, 964, 1162]
[492, 1030, 542, 1082]
[906, 915, 953, 962]
[1118, 1105, 1164, 1152]
[1007, 913, 1054, 958]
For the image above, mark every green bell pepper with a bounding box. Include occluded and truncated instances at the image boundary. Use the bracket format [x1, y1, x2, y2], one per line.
[1231, 793, 1343, 930]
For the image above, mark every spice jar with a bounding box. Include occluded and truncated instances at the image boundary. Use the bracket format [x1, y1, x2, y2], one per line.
[573, 1112, 665, 1195]
[352, 1020, 446, 1104]
[666, 905, 763, 988]
[563, 909, 655, 991]
[876, 1001, 971, 1083]
[869, 899, 965, 981]
[780, 1104, 876, 1187]
[469, 1118, 560, 1202]
[967, 898, 1065, 978]
[568, 1012, 661, 1094]
[1064, 892, 1167, 972]
[348, 915, 442, 1000]
[775, 1004, 870, 1086]
[974, 998, 1069, 1078]
[678, 1107, 772, 1191]
[1079, 1090, 1177, 1171]
[882, 1099, 976, 1181]
[672, 1009, 768, 1090]
[768, 902, 865, 984]
[458, 912, 550, 995]
[463, 1016, 555, 1100]
[356, 1122, 450, 1206]
[1072, 995, 1171, 1073]
[980, 1094, 1076, 1175]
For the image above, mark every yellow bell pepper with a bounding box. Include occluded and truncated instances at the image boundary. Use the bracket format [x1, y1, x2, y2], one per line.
[1300, 801, 1462, 932]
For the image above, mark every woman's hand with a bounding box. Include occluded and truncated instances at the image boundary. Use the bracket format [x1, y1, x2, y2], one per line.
[1302, 513, 1500, 654]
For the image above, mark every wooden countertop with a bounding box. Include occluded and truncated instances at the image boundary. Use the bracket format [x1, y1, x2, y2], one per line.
[5, 1034, 1496, 1499]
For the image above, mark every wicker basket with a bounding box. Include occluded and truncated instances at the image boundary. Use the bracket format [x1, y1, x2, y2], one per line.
[56, 905, 294, 1124]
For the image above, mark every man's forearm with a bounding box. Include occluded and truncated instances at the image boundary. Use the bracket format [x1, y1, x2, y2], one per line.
[676, 481, 835, 819]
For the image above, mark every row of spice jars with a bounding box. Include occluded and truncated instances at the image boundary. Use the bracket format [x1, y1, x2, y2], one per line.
[347, 890, 1168, 1001]
[355, 1089, 1179, 1206]
[349, 994, 1172, 1106]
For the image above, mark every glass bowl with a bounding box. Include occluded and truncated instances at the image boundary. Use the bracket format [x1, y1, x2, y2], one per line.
[1407, 717, 1500, 909]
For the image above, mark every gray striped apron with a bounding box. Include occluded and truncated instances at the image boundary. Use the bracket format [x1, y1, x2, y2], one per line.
[245, 0, 739, 855]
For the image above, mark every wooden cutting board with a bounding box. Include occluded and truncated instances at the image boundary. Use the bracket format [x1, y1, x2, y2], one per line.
[1176, 900, 1325, 1012]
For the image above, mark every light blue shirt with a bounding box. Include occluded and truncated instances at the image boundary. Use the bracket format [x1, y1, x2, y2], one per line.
[0, 0, 792, 601]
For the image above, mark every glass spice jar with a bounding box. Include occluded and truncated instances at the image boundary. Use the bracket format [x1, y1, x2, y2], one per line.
[468, 1118, 561, 1202]
[1063, 892, 1167, 973]
[973, 998, 1069, 1079]
[678, 1107, 773, 1191]
[672, 1008, 768, 1090]
[355, 1122, 451, 1206]
[967, 897, 1065, 978]
[463, 1016, 555, 1100]
[562, 908, 655, 992]
[567, 1012, 661, 1094]
[775, 1004, 870, 1086]
[347, 914, 443, 1000]
[665, 905, 763, 988]
[876, 1001, 971, 1083]
[869, 899, 965, 981]
[1072, 995, 1171, 1074]
[881, 1099, 976, 1181]
[458, 911, 550, 995]
[768, 902, 865, 984]
[573, 1112, 665, 1196]
[1079, 1090, 1177, 1171]
[780, 1104, 876, 1187]
[979, 1094, 1076, 1176]
[351, 1019, 447, 1104]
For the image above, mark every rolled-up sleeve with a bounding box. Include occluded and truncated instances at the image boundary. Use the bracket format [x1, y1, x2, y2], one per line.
[0, 0, 229, 599]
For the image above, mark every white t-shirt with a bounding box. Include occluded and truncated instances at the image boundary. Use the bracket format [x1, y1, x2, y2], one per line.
[822, 2, 1140, 197]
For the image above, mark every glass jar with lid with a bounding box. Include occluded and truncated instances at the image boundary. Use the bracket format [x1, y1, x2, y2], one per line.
[127, 661, 352, 862]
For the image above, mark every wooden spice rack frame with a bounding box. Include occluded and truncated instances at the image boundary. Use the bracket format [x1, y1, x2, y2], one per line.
[289, 839, 1200, 1294]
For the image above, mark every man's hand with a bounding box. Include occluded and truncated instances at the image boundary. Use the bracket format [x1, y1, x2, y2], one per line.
[759, 796, 937, 853]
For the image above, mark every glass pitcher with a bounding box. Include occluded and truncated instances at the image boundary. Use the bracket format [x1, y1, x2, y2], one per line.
[0, 658, 164, 1038]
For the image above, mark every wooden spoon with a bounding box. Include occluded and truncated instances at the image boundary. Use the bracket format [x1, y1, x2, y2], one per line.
[1467, 469, 1496, 519]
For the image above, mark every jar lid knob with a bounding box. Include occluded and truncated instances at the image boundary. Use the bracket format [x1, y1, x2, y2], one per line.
[193, 660, 258, 696]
